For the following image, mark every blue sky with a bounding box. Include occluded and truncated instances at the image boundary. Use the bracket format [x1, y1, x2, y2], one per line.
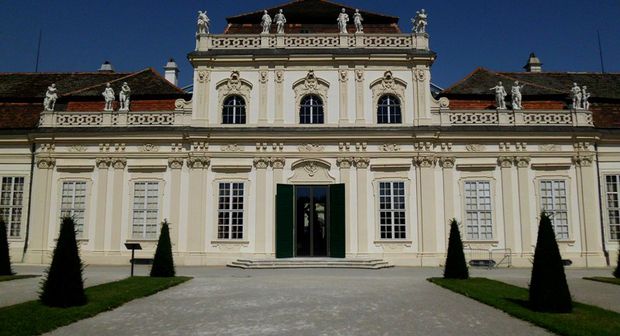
[1, 0, 619, 88]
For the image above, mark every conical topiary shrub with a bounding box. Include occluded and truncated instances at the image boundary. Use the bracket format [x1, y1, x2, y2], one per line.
[613, 250, 620, 279]
[40, 216, 87, 307]
[150, 220, 175, 277]
[444, 218, 469, 279]
[529, 212, 572, 312]
[0, 219, 13, 276]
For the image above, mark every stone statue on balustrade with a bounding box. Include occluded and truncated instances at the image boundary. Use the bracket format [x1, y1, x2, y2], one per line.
[197, 11, 210, 34]
[489, 81, 507, 109]
[43, 83, 58, 111]
[102, 83, 115, 111]
[412, 9, 428, 33]
[511, 81, 525, 110]
[337, 8, 349, 34]
[581, 86, 591, 110]
[119, 82, 131, 111]
[353, 9, 364, 33]
[275, 9, 286, 34]
[570, 82, 582, 109]
[261, 10, 272, 34]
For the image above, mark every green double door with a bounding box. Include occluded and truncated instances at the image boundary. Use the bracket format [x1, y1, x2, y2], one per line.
[276, 184, 345, 258]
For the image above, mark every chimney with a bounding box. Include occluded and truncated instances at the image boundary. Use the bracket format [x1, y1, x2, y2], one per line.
[523, 53, 542, 72]
[98, 60, 115, 73]
[164, 58, 179, 86]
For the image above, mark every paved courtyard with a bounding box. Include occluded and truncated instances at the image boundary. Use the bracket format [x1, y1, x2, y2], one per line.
[1, 265, 618, 335]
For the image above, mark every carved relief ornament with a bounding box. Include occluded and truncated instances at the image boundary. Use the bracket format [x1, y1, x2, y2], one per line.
[168, 158, 184, 169]
[498, 156, 514, 168]
[36, 157, 56, 169]
[293, 70, 329, 114]
[354, 157, 370, 168]
[216, 71, 252, 113]
[380, 144, 401, 152]
[221, 144, 244, 152]
[572, 154, 594, 167]
[515, 156, 530, 168]
[187, 156, 210, 169]
[270, 157, 286, 169]
[197, 71, 209, 83]
[465, 144, 486, 152]
[438, 156, 455, 168]
[96, 157, 111, 169]
[111, 158, 127, 169]
[139, 144, 159, 152]
[253, 157, 270, 169]
[415, 155, 436, 168]
[298, 144, 325, 152]
[370, 71, 406, 111]
[337, 157, 354, 168]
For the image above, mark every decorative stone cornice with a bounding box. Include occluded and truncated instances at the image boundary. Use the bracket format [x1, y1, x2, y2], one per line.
[415, 155, 436, 168]
[253, 157, 270, 169]
[187, 156, 210, 169]
[270, 157, 286, 169]
[515, 156, 530, 168]
[36, 157, 56, 169]
[498, 156, 514, 168]
[354, 157, 370, 169]
[572, 154, 594, 167]
[96, 157, 111, 169]
[111, 158, 127, 169]
[438, 156, 455, 169]
[337, 157, 355, 169]
[168, 158, 184, 169]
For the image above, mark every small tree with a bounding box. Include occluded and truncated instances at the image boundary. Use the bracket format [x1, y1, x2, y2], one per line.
[529, 212, 572, 312]
[444, 218, 469, 279]
[0, 219, 13, 276]
[150, 220, 175, 277]
[40, 216, 87, 307]
[613, 250, 620, 279]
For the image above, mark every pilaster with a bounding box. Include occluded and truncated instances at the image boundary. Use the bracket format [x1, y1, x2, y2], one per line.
[338, 68, 349, 125]
[498, 156, 517, 251]
[192, 69, 210, 126]
[258, 68, 269, 125]
[354, 157, 369, 253]
[270, 157, 285, 253]
[415, 155, 437, 264]
[337, 157, 355, 253]
[187, 155, 210, 253]
[253, 157, 270, 253]
[274, 68, 284, 124]
[515, 156, 532, 255]
[25, 157, 55, 263]
[168, 158, 184, 250]
[354, 68, 365, 125]
[109, 158, 126, 252]
[438, 156, 455, 250]
[94, 158, 111, 251]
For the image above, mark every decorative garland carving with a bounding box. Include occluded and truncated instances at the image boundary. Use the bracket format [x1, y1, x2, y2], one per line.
[139, 144, 159, 152]
[221, 144, 244, 152]
[539, 144, 558, 152]
[298, 144, 325, 152]
[380, 144, 401, 152]
[465, 144, 486, 152]
[69, 145, 87, 152]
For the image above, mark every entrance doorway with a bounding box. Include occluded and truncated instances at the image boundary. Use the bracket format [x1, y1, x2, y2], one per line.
[276, 184, 345, 258]
[295, 185, 328, 257]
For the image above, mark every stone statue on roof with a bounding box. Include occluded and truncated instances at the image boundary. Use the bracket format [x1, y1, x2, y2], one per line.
[261, 10, 272, 34]
[582, 86, 590, 110]
[43, 83, 58, 111]
[197, 11, 210, 35]
[412, 9, 428, 34]
[353, 9, 363, 33]
[511, 81, 525, 110]
[119, 82, 131, 111]
[571, 82, 582, 110]
[490, 81, 507, 109]
[337, 8, 349, 34]
[102, 83, 115, 111]
[275, 9, 286, 34]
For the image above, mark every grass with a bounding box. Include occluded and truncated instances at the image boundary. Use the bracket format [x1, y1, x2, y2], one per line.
[429, 277, 620, 336]
[0, 276, 191, 336]
[583, 277, 620, 286]
[0, 274, 39, 282]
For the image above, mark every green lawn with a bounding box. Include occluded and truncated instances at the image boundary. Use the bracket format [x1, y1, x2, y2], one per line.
[0, 276, 191, 336]
[429, 277, 620, 336]
[0, 274, 39, 282]
[583, 277, 620, 286]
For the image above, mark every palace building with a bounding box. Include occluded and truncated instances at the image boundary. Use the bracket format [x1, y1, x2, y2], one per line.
[1, 0, 619, 267]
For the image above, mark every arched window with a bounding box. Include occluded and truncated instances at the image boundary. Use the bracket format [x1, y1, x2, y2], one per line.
[377, 95, 402, 124]
[300, 95, 324, 124]
[222, 95, 246, 124]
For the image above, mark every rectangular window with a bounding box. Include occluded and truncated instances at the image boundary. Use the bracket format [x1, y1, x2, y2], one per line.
[60, 181, 87, 237]
[1, 177, 24, 238]
[218, 182, 244, 239]
[464, 181, 493, 240]
[132, 181, 159, 239]
[540, 180, 569, 239]
[605, 175, 620, 240]
[379, 181, 406, 239]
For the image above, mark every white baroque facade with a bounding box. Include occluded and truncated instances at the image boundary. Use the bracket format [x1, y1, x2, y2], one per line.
[3, 2, 616, 267]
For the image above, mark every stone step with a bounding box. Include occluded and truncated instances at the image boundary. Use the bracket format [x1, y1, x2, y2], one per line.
[227, 258, 393, 269]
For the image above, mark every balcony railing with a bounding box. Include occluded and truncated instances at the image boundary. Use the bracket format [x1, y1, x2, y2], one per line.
[38, 110, 192, 128]
[432, 109, 594, 127]
[195, 33, 429, 51]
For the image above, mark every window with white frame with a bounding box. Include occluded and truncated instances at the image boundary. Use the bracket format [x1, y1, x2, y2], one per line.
[1, 177, 24, 238]
[605, 175, 620, 240]
[132, 181, 159, 239]
[299, 95, 324, 124]
[377, 94, 402, 124]
[539, 180, 569, 239]
[464, 181, 493, 240]
[60, 181, 87, 237]
[378, 181, 406, 239]
[222, 95, 246, 124]
[218, 182, 244, 239]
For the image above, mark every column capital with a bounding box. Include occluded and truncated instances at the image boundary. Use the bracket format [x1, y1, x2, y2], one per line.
[415, 155, 436, 168]
[187, 156, 210, 169]
[96, 157, 111, 169]
[253, 157, 270, 169]
[337, 157, 355, 169]
[111, 158, 127, 169]
[438, 156, 455, 169]
[168, 158, 184, 169]
[515, 156, 530, 168]
[36, 157, 56, 169]
[572, 154, 594, 167]
[498, 156, 515, 168]
[354, 157, 370, 168]
[270, 157, 286, 169]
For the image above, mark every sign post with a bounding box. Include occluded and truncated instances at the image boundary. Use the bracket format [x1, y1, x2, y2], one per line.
[124, 243, 142, 277]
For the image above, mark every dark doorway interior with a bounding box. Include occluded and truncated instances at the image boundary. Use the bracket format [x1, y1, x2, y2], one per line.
[295, 185, 328, 257]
